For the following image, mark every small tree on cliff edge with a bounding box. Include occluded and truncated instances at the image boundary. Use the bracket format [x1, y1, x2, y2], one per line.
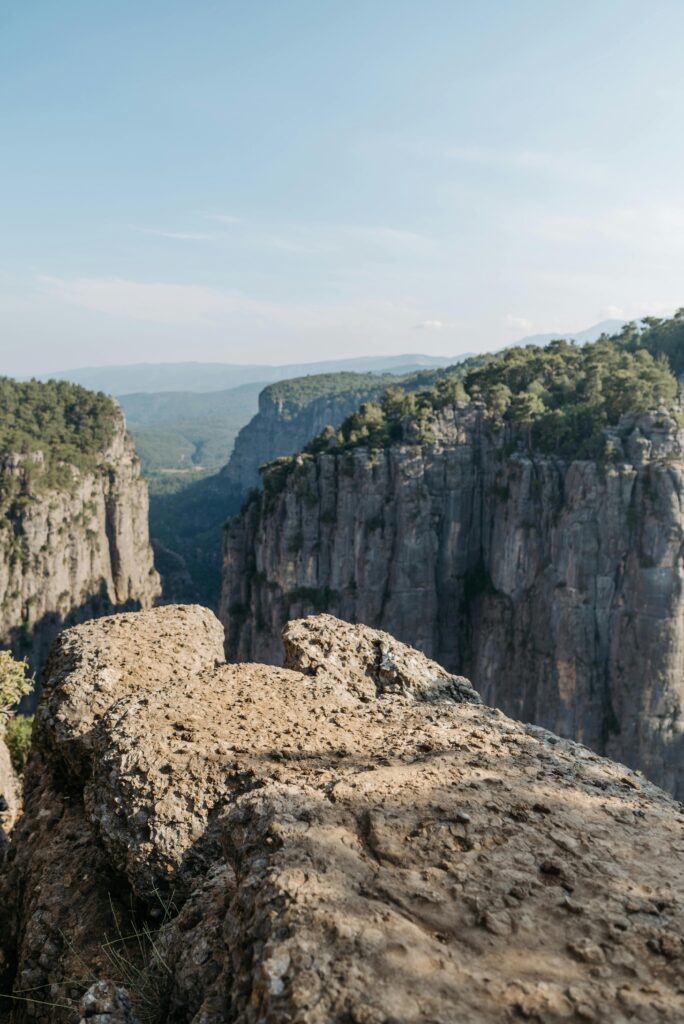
[0, 650, 31, 725]
[0, 651, 33, 774]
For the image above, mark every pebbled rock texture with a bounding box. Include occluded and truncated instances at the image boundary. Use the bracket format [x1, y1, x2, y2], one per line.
[2, 605, 684, 1023]
[78, 982, 139, 1024]
[283, 614, 481, 704]
[222, 403, 684, 797]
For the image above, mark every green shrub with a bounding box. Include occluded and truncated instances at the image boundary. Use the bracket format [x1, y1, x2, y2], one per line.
[263, 371, 404, 420]
[465, 337, 676, 457]
[0, 651, 33, 774]
[4, 714, 33, 774]
[254, 317, 684, 503]
[618, 310, 684, 375]
[0, 650, 32, 716]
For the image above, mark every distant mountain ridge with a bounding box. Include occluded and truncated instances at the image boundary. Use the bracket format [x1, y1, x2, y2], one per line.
[33, 319, 625, 395]
[514, 318, 625, 348]
[35, 353, 469, 396]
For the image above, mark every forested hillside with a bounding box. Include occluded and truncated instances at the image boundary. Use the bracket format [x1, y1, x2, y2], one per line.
[119, 382, 263, 479]
[0, 378, 118, 485]
[137, 315, 684, 610]
[148, 371, 416, 606]
[299, 331, 677, 463]
[151, 363, 483, 606]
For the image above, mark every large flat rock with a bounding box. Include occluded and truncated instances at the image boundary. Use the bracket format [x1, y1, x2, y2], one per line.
[2, 605, 683, 1023]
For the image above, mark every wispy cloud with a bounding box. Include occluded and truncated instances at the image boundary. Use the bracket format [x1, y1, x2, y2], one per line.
[340, 224, 435, 251]
[597, 300, 679, 321]
[445, 144, 603, 183]
[126, 216, 437, 259]
[359, 134, 605, 185]
[530, 203, 684, 248]
[38, 276, 454, 343]
[129, 225, 219, 242]
[201, 212, 243, 225]
[39, 276, 259, 326]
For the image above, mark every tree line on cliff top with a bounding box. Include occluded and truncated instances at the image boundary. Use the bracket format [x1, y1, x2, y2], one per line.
[0, 377, 118, 463]
[0, 378, 118, 487]
[299, 314, 684, 462]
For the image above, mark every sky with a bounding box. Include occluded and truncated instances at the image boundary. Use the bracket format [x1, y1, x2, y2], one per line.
[2, 0, 684, 374]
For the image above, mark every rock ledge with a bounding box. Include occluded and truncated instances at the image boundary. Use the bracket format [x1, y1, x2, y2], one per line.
[1, 605, 683, 1023]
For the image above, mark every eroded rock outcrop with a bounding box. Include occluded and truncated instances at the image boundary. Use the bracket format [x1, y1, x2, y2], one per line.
[0, 411, 160, 684]
[2, 605, 684, 1023]
[221, 374, 402, 499]
[222, 403, 684, 797]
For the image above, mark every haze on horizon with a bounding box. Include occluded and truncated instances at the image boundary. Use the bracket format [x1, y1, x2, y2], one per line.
[2, 0, 684, 377]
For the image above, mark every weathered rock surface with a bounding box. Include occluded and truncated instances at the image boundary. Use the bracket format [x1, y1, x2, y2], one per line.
[78, 982, 139, 1024]
[0, 737, 18, 847]
[0, 411, 160, 687]
[222, 403, 684, 797]
[221, 375, 397, 498]
[283, 614, 481, 704]
[2, 605, 684, 1023]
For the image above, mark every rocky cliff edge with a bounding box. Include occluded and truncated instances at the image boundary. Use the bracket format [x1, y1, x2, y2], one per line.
[0, 408, 160, 680]
[1, 605, 683, 1023]
[221, 404, 684, 798]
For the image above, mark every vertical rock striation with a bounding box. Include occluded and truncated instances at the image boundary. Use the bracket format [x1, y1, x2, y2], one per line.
[222, 403, 684, 797]
[0, 410, 160, 679]
[221, 373, 409, 498]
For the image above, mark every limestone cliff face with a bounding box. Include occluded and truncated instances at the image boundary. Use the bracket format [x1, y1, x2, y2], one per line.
[0, 411, 160, 677]
[221, 377, 395, 497]
[222, 403, 684, 797]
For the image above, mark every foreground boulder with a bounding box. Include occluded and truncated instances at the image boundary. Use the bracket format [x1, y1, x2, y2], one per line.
[1, 606, 683, 1023]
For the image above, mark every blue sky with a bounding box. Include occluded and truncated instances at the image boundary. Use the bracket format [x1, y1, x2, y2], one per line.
[2, 0, 684, 373]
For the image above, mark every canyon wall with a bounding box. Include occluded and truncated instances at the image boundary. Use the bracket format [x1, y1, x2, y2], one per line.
[222, 402, 684, 797]
[0, 411, 160, 678]
[221, 373, 409, 497]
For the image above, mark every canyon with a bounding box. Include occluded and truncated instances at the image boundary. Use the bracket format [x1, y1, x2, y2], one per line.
[222, 402, 684, 798]
[221, 372, 413, 499]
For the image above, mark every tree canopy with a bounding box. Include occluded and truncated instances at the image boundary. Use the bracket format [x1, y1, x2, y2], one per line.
[464, 337, 676, 457]
[300, 325, 679, 462]
[616, 310, 684, 376]
[0, 377, 119, 483]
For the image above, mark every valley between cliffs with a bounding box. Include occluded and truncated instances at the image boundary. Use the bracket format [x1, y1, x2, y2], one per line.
[221, 373, 405, 498]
